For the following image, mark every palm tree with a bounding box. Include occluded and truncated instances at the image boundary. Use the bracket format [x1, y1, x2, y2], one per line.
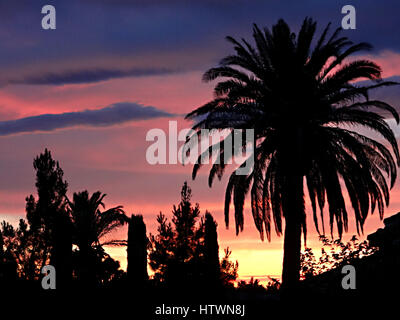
[68, 190, 126, 286]
[185, 18, 400, 289]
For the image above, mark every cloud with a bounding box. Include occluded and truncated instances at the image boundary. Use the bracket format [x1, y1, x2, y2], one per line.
[10, 68, 175, 85]
[2, 1, 400, 86]
[0, 102, 176, 136]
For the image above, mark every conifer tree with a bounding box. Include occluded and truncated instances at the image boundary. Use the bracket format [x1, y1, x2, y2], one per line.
[127, 214, 148, 286]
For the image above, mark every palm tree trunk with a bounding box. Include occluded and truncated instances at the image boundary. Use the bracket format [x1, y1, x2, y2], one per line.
[51, 214, 72, 290]
[281, 168, 304, 291]
[79, 241, 92, 288]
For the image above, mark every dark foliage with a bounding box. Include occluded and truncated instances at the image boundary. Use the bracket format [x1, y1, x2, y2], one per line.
[0, 149, 127, 290]
[185, 17, 399, 288]
[149, 182, 238, 289]
[127, 214, 148, 287]
[68, 190, 127, 288]
[300, 235, 377, 280]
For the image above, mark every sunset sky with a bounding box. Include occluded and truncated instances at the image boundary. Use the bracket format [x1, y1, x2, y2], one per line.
[1, 0, 400, 283]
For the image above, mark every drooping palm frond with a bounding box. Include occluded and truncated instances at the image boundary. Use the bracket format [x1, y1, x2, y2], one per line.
[68, 190, 127, 247]
[101, 239, 128, 247]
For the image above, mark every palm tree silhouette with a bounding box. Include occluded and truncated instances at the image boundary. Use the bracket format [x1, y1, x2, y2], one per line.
[68, 190, 126, 287]
[186, 18, 400, 289]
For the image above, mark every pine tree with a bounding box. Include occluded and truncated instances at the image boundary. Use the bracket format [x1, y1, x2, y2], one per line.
[220, 248, 238, 287]
[171, 182, 201, 264]
[26, 149, 72, 285]
[148, 212, 174, 283]
[149, 182, 202, 286]
[149, 182, 238, 289]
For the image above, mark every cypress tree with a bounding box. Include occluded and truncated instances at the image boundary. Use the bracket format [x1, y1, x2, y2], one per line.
[127, 214, 148, 286]
[203, 212, 220, 285]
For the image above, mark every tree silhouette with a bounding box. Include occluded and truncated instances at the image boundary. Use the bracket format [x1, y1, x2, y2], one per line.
[68, 190, 126, 287]
[1, 150, 129, 289]
[127, 214, 148, 287]
[0, 229, 3, 267]
[149, 182, 203, 286]
[52, 212, 73, 289]
[219, 247, 238, 287]
[0, 229, 18, 285]
[172, 182, 201, 265]
[148, 212, 174, 283]
[1, 220, 30, 280]
[237, 277, 267, 295]
[149, 182, 238, 289]
[186, 18, 399, 289]
[203, 212, 220, 285]
[24, 149, 71, 283]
